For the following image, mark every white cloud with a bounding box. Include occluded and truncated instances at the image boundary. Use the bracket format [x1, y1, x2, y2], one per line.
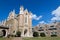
[51, 17, 60, 21]
[51, 6, 60, 21]
[39, 21, 46, 24]
[31, 13, 42, 20]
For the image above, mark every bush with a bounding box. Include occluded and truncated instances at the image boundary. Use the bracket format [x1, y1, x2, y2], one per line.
[40, 33, 46, 37]
[7, 34, 11, 38]
[16, 31, 21, 37]
[33, 32, 39, 37]
[51, 35, 57, 37]
[0, 36, 3, 38]
[10, 35, 16, 37]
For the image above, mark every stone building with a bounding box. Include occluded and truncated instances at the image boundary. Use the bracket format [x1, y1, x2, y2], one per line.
[0, 6, 33, 37]
[33, 22, 60, 37]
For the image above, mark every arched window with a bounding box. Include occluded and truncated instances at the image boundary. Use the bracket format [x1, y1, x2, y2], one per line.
[25, 16, 27, 23]
[24, 29, 27, 35]
[25, 15, 28, 24]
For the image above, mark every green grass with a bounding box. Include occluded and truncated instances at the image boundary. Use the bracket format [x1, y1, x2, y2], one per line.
[23, 37, 60, 40]
[0, 38, 5, 40]
[0, 37, 60, 40]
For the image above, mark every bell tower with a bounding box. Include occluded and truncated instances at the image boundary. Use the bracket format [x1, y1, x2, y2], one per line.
[19, 6, 24, 14]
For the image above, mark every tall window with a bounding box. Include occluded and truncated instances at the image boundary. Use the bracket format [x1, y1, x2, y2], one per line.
[25, 13, 28, 24]
[25, 16, 27, 23]
[51, 32, 57, 35]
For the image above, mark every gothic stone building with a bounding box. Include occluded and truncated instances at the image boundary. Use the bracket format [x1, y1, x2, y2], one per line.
[0, 6, 33, 37]
[33, 22, 60, 37]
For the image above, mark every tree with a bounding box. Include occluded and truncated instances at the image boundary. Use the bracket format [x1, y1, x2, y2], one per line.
[16, 31, 21, 37]
[51, 35, 57, 37]
[40, 33, 46, 37]
[33, 32, 39, 37]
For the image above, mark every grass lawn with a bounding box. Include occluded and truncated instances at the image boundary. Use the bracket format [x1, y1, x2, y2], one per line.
[0, 38, 5, 40]
[0, 37, 60, 40]
[23, 37, 60, 40]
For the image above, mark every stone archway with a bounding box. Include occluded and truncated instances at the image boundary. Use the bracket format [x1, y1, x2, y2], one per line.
[2, 30, 6, 36]
[0, 26, 9, 37]
[24, 29, 27, 35]
[1, 29, 8, 37]
[24, 29, 30, 37]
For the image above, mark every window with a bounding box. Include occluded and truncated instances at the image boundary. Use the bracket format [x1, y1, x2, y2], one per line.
[38, 29, 44, 31]
[38, 27, 44, 31]
[50, 25, 54, 27]
[51, 32, 57, 35]
[49, 28, 57, 30]
[25, 16, 27, 23]
[25, 14, 28, 24]
[39, 27, 42, 29]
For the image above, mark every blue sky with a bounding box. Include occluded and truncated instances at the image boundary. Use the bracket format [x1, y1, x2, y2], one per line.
[0, 0, 60, 26]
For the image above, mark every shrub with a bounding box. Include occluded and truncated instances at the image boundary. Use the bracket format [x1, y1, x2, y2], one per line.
[51, 35, 57, 37]
[9, 35, 16, 37]
[33, 32, 39, 37]
[7, 34, 11, 38]
[40, 33, 46, 37]
[16, 31, 21, 37]
[0, 36, 3, 38]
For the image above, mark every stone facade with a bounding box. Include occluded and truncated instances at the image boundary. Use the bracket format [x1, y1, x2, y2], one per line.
[1, 6, 33, 37]
[33, 22, 60, 37]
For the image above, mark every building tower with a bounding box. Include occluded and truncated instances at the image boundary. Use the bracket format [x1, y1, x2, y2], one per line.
[18, 6, 32, 37]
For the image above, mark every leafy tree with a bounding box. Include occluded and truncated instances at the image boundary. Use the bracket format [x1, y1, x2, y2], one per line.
[51, 35, 57, 37]
[33, 32, 39, 37]
[40, 33, 46, 37]
[16, 31, 21, 37]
